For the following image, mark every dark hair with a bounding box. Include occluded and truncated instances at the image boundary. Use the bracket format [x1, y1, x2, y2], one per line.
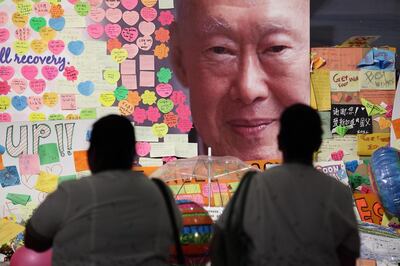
[278, 104, 322, 157]
[88, 115, 136, 173]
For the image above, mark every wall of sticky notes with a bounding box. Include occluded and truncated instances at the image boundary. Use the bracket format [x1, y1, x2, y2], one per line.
[0, 0, 197, 224]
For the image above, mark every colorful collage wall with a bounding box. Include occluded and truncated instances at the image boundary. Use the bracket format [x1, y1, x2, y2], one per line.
[311, 40, 399, 229]
[0, 0, 198, 236]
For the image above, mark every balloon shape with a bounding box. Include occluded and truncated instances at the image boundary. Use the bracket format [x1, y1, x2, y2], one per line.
[10, 247, 52, 266]
[370, 147, 400, 217]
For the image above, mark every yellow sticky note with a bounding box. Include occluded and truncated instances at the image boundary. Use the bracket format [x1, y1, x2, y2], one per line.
[357, 133, 390, 156]
[111, 48, 128, 64]
[13, 40, 30, 55]
[360, 69, 396, 90]
[12, 12, 28, 28]
[330, 71, 360, 92]
[99, 92, 116, 107]
[183, 184, 201, 194]
[39, 27, 56, 41]
[213, 192, 230, 207]
[29, 112, 46, 121]
[0, 96, 11, 111]
[103, 69, 120, 84]
[43, 92, 59, 108]
[310, 70, 331, 111]
[35, 171, 58, 193]
[30, 39, 47, 54]
[0, 218, 25, 245]
[152, 123, 168, 138]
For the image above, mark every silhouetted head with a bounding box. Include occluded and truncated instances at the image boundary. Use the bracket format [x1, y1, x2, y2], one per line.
[278, 104, 322, 164]
[88, 115, 136, 174]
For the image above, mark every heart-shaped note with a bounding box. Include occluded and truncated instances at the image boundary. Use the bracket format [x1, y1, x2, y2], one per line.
[0, 28, 10, 43]
[138, 21, 155, 35]
[68, 40, 84, 55]
[141, 0, 157, 8]
[103, 69, 120, 84]
[140, 7, 157, 22]
[11, 95, 27, 111]
[0, 112, 11, 122]
[0, 81, 10, 95]
[15, 27, 31, 41]
[12, 13, 28, 28]
[152, 123, 168, 138]
[121, 27, 138, 42]
[42, 92, 58, 107]
[105, 0, 120, 8]
[13, 40, 29, 55]
[122, 43, 139, 58]
[136, 35, 153, 51]
[122, 10, 139, 26]
[41, 65, 58, 80]
[78, 81, 95, 96]
[0, 11, 9, 27]
[10, 78, 27, 94]
[99, 92, 115, 107]
[29, 79, 46, 94]
[157, 98, 174, 114]
[74, 2, 90, 16]
[156, 83, 173, 98]
[87, 23, 104, 39]
[29, 17, 46, 32]
[121, 0, 138, 10]
[111, 48, 128, 63]
[48, 17, 65, 31]
[105, 8, 122, 23]
[34, 2, 51, 16]
[135, 142, 150, 156]
[104, 23, 121, 39]
[39, 26, 56, 41]
[331, 149, 344, 161]
[28, 95, 43, 111]
[30, 39, 47, 54]
[0, 96, 11, 111]
[0, 66, 15, 81]
[48, 39, 65, 55]
[88, 7, 105, 22]
[21, 65, 38, 80]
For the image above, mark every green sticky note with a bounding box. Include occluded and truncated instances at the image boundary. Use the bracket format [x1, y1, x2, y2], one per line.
[58, 175, 77, 184]
[48, 114, 65, 120]
[74, 1, 90, 16]
[80, 108, 97, 119]
[157, 99, 174, 114]
[38, 143, 60, 165]
[114, 86, 129, 101]
[157, 67, 172, 83]
[6, 193, 31, 206]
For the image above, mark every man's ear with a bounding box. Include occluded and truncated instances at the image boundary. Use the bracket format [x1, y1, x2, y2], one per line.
[170, 22, 189, 87]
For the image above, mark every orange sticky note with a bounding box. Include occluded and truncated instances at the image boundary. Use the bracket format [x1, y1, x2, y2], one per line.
[73, 150, 89, 172]
[392, 118, 400, 139]
[0, 155, 4, 170]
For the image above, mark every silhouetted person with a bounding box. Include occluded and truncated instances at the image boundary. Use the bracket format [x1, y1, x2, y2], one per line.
[25, 115, 181, 266]
[212, 104, 360, 266]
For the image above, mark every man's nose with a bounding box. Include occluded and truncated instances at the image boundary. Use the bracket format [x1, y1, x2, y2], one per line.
[229, 53, 269, 105]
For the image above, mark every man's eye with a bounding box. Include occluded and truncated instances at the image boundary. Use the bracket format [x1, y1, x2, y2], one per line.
[210, 46, 230, 54]
[266, 45, 288, 53]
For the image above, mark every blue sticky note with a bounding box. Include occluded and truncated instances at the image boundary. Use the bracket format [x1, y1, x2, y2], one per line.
[78, 81, 95, 96]
[0, 166, 20, 188]
[345, 160, 359, 173]
[49, 17, 65, 31]
[68, 40, 84, 56]
[11, 96, 27, 111]
[0, 145, 5, 154]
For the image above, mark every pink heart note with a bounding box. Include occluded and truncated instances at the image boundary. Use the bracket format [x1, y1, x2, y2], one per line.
[121, 0, 138, 10]
[138, 21, 155, 35]
[0, 113, 11, 122]
[10, 78, 27, 94]
[105, 23, 122, 39]
[21, 65, 38, 80]
[0, 28, 10, 43]
[48, 40, 65, 55]
[15, 27, 32, 41]
[105, 8, 122, 23]
[121, 27, 138, 43]
[105, 0, 120, 8]
[136, 142, 151, 156]
[140, 7, 157, 22]
[156, 83, 173, 98]
[41, 65, 58, 81]
[88, 7, 105, 22]
[0, 66, 15, 81]
[136, 35, 153, 51]
[122, 43, 139, 58]
[122, 11, 139, 26]
[87, 23, 104, 39]
[29, 79, 46, 94]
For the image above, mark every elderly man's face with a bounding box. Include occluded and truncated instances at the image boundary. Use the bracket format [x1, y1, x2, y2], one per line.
[172, 0, 309, 160]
